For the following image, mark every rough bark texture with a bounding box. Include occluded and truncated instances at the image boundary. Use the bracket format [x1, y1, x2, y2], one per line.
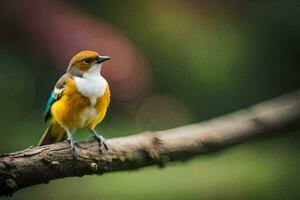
[1, 90, 300, 196]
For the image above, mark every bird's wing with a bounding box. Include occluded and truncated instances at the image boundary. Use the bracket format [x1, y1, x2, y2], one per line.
[43, 73, 71, 122]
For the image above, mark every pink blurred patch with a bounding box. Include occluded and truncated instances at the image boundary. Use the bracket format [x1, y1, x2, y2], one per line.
[1, 0, 152, 101]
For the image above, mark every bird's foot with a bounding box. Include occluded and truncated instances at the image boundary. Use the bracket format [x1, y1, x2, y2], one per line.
[65, 137, 78, 158]
[89, 133, 108, 152]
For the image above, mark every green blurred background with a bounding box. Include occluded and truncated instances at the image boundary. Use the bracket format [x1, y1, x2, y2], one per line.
[0, 0, 300, 199]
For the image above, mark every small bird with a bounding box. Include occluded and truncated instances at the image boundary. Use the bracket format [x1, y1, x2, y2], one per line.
[38, 50, 111, 157]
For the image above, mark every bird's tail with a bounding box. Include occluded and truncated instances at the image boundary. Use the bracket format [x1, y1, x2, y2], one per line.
[38, 121, 66, 146]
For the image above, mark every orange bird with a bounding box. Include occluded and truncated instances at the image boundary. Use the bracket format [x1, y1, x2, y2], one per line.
[38, 50, 111, 157]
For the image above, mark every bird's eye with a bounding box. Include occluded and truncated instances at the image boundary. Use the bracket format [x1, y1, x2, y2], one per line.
[83, 58, 91, 64]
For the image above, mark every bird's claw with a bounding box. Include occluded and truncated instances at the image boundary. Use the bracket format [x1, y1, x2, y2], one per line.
[65, 137, 78, 158]
[90, 134, 108, 152]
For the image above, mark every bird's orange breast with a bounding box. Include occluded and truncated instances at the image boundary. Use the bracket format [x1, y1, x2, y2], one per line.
[51, 79, 110, 129]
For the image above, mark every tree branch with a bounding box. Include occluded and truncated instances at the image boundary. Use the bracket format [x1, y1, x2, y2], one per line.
[1, 90, 300, 196]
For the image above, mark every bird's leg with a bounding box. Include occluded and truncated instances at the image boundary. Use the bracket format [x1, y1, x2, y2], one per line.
[89, 129, 108, 151]
[64, 128, 78, 158]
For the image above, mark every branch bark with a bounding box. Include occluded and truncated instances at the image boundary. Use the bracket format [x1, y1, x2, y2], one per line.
[1, 90, 300, 196]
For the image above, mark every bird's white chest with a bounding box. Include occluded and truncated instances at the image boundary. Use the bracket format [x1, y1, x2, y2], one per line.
[73, 74, 107, 106]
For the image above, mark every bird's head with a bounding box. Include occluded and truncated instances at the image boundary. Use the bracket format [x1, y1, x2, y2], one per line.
[66, 50, 111, 77]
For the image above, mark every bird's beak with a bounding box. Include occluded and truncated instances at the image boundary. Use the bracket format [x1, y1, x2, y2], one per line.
[96, 55, 111, 64]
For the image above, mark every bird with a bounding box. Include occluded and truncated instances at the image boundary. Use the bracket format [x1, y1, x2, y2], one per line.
[38, 50, 111, 157]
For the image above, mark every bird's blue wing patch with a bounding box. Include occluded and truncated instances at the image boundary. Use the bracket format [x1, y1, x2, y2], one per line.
[43, 73, 68, 122]
[43, 91, 56, 122]
[44, 89, 64, 122]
